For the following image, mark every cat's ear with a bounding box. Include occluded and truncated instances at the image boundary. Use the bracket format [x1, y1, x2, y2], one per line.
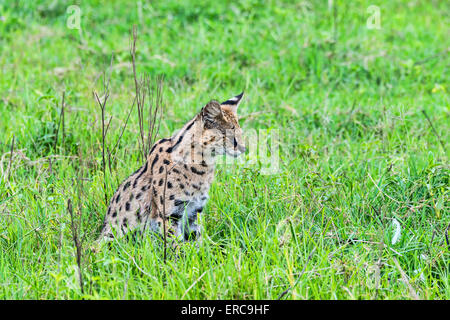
[201, 100, 223, 121]
[221, 92, 244, 114]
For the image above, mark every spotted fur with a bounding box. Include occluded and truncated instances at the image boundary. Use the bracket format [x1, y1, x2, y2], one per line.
[99, 93, 246, 243]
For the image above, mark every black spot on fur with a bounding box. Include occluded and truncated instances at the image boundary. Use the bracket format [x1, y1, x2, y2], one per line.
[159, 147, 163, 152]
[135, 162, 148, 182]
[179, 183, 185, 189]
[125, 202, 130, 211]
[163, 159, 170, 165]
[131, 167, 141, 176]
[169, 210, 183, 221]
[193, 184, 200, 190]
[167, 123, 191, 153]
[167, 182, 173, 189]
[175, 135, 184, 147]
[174, 199, 186, 207]
[136, 210, 141, 222]
[173, 168, 180, 174]
[191, 166, 205, 175]
[186, 120, 195, 131]
[136, 192, 142, 199]
[169, 194, 175, 200]
[151, 154, 159, 172]
[160, 196, 164, 205]
[123, 181, 131, 191]
[159, 166, 164, 174]
[149, 144, 157, 155]
[201, 160, 208, 167]
[129, 193, 134, 201]
[112, 211, 117, 218]
[115, 193, 120, 203]
[158, 179, 164, 186]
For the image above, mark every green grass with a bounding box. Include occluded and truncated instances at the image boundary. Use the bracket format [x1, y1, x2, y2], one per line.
[0, 0, 449, 299]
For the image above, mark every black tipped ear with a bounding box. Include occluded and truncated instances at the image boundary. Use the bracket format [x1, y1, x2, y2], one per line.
[221, 92, 244, 113]
[201, 100, 223, 121]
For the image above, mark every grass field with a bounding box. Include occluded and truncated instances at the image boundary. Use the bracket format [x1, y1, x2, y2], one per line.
[0, 0, 448, 299]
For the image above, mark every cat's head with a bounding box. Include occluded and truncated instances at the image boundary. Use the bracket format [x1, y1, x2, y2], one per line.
[200, 92, 246, 158]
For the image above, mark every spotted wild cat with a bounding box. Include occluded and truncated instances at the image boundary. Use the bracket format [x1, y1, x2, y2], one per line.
[99, 92, 246, 243]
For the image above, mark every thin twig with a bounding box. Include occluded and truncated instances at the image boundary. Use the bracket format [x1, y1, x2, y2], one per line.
[7, 134, 15, 182]
[67, 199, 84, 295]
[104, 115, 113, 138]
[414, 48, 449, 66]
[130, 25, 164, 162]
[62, 91, 65, 147]
[181, 269, 209, 299]
[422, 110, 446, 150]
[93, 91, 110, 206]
[93, 54, 114, 205]
[278, 247, 316, 299]
[53, 91, 65, 151]
[162, 166, 168, 263]
[108, 95, 137, 170]
[445, 222, 450, 251]
[392, 257, 419, 300]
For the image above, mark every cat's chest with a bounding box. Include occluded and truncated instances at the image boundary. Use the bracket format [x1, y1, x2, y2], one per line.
[179, 169, 213, 199]
[171, 192, 209, 222]
[186, 195, 208, 220]
[167, 163, 214, 220]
